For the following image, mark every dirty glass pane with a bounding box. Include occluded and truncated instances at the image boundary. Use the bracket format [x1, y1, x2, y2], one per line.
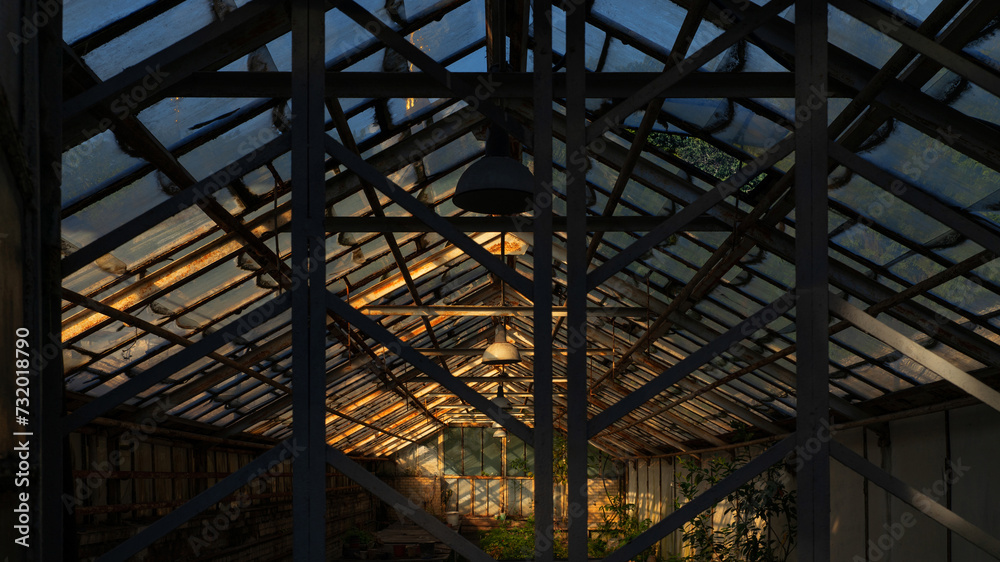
[482, 432, 502, 476]
[473, 480, 489, 515]
[463, 427, 482, 476]
[83, 0, 215, 80]
[64, 0, 159, 44]
[443, 427, 463, 475]
[506, 435, 526, 476]
[457, 479, 472, 514]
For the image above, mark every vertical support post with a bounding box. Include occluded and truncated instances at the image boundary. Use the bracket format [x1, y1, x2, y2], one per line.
[291, 0, 328, 558]
[36, 0, 67, 559]
[794, 1, 831, 560]
[532, 0, 554, 559]
[565, 0, 589, 559]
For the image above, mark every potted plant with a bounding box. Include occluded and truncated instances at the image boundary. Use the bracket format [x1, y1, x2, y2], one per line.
[343, 527, 375, 556]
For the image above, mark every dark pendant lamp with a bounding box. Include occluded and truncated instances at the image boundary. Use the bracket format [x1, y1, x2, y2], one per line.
[491, 380, 511, 438]
[452, 125, 534, 215]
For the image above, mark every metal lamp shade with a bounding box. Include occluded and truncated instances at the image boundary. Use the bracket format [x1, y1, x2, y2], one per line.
[491, 395, 512, 411]
[482, 325, 521, 365]
[453, 156, 535, 215]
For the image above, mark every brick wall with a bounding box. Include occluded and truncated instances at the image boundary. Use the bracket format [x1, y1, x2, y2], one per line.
[384, 476, 444, 519]
[69, 428, 378, 560]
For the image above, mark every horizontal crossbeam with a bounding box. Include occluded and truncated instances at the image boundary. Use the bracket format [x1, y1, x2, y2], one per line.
[162, 71, 849, 98]
[360, 305, 647, 317]
[324, 215, 727, 233]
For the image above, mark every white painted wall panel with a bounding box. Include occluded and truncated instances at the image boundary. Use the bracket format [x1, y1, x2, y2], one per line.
[886, 413, 947, 562]
[949, 404, 1000, 562]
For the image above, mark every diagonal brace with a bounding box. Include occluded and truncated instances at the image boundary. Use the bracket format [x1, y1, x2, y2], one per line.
[830, 441, 1000, 559]
[589, 290, 796, 437]
[62, 135, 290, 278]
[603, 436, 796, 562]
[583, 0, 794, 145]
[336, 0, 531, 148]
[587, 134, 796, 291]
[326, 446, 494, 562]
[829, 141, 1000, 258]
[97, 440, 297, 561]
[323, 290, 534, 445]
[829, 293, 1000, 413]
[830, 0, 1000, 100]
[323, 135, 533, 299]
[63, 292, 291, 433]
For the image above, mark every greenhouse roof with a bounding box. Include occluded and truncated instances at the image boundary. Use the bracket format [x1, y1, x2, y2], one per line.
[59, 0, 1000, 458]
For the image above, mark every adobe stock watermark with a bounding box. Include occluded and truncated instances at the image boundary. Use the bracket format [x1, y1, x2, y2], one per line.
[7, 0, 61, 54]
[187, 439, 306, 555]
[60, 397, 175, 514]
[850, 125, 969, 339]
[57, 64, 171, 180]
[862, 0, 937, 38]
[853, 458, 971, 562]
[215, 242, 326, 347]
[853, 126, 961, 231]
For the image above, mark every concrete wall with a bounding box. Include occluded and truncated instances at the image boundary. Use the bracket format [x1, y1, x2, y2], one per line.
[628, 404, 1000, 561]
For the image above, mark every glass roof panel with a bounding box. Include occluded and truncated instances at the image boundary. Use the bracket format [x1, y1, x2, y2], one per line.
[64, 0, 161, 44]
[82, 0, 215, 80]
[598, 38, 662, 74]
[922, 70, 1000, 127]
[407, 1, 486, 64]
[828, 6, 901, 68]
[61, 130, 144, 207]
[62, 172, 173, 246]
[829, 173, 949, 245]
[859, 122, 1000, 209]
[136, 97, 261, 152]
[55, 0, 1000, 455]
[964, 27, 1000, 67]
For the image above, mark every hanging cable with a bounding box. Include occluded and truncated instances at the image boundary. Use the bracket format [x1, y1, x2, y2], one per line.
[611, 320, 616, 384]
[274, 175, 281, 294]
[121, 324, 140, 362]
[646, 273, 651, 357]
[346, 281, 352, 360]
[500, 231, 506, 333]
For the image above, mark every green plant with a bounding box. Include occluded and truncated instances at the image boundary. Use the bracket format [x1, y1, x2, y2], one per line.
[672, 434, 796, 562]
[510, 433, 569, 484]
[481, 517, 570, 560]
[593, 493, 654, 562]
[644, 132, 769, 195]
[441, 486, 454, 509]
[343, 527, 375, 549]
